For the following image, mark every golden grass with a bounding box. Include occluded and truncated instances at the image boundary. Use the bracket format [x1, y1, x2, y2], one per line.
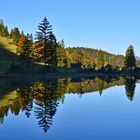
[0, 36, 17, 53]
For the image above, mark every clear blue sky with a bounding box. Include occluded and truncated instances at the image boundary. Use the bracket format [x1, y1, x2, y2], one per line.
[0, 0, 140, 56]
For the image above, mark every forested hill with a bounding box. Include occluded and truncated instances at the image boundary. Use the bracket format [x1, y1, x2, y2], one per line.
[0, 18, 140, 72]
[66, 47, 125, 69]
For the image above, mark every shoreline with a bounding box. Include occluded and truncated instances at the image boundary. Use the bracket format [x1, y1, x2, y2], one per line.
[1, 71, 140, 80]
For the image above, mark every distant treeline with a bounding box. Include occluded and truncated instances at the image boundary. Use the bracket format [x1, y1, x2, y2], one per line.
[67, 47, 125, 69]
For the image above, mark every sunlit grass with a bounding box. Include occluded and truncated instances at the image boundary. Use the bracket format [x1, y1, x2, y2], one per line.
[0, 36, 17, 53]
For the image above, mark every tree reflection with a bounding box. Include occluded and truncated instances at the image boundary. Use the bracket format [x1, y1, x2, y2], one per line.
[34, 81, 59, 133]
[0, 106, 9, 124]
[0, 79, 65, 133]
[10, 100, 21, 115]
[24, 101, 33, 118]
[124, 76, 136, 101]
[96, 78, 105, 95]
[16, 85, 34, 118]
[0, 76, 138, 133]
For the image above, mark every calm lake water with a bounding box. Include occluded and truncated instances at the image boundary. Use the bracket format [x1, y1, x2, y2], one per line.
[0, 76, 140, 140]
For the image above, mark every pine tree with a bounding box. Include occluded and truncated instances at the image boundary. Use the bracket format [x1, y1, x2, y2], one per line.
[124, 45, 136, 70]
[34, 17, 57, 69]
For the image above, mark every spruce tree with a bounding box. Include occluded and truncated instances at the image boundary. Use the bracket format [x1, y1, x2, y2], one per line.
[34, 17, 57, 69]
[124, 45, 136, 70]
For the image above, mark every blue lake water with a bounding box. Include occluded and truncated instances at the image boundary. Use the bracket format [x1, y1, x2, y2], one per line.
[0, 77, 140, 140]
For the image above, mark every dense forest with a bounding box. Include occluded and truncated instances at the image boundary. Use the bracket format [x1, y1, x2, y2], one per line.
[0, 18, 140, 74]
[67, 47, 125, 69]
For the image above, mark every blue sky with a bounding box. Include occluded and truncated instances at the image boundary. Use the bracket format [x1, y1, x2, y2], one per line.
[0, 0, 140, 56]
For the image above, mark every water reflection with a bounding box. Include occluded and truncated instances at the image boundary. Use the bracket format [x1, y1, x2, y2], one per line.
[0, 76, 139, 133]
[124, 76, 136, 101]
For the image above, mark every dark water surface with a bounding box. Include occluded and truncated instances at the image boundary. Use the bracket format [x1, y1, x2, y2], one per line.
[0, 76, 140, 140]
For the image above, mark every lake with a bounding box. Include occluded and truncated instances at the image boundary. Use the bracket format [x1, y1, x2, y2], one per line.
[0, 76, 140, 140]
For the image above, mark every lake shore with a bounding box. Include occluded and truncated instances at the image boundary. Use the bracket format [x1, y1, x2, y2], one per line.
[1, 70, 140, 81]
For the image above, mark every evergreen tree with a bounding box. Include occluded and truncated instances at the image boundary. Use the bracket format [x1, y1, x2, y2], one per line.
[28, 33, 33, 44]
[12, 27, 21, 45]
[2, 26, 9, 37]
[47, 32, 57, 66]
[57, 40, 67, 67]
[34, 17, 57, 69]
[27, 33, 33, 59]
[0, 21, 5, 36]
[124, 45, 136, 70]
[10, 29, 14, 38]
[0, 20, 9, 37]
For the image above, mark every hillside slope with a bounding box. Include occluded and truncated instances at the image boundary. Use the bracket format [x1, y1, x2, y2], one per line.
[0, 37, 19, 72]
[0, 36, 140, 72]
[0, 36, 18, 61]
[67, 47, 125, 68]
[0, 36, 17, 54]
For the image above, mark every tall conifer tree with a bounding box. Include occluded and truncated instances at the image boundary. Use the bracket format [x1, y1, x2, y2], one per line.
[34, 17, 57, 70]
[124, 45, 136, 70]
